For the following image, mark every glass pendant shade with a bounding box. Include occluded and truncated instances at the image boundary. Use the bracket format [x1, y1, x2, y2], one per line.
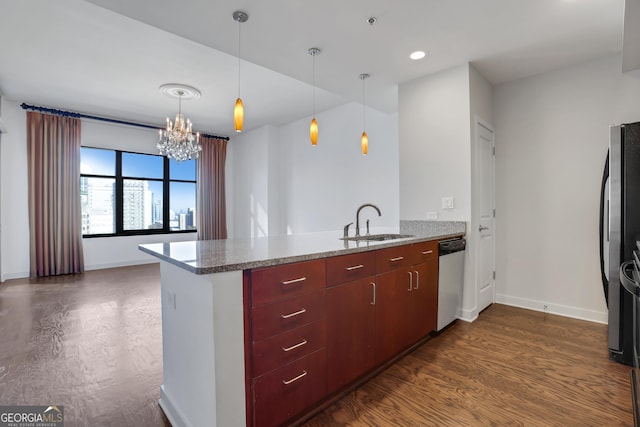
[361, 131, 368, 155]
[310, 117, 318, 146]
[234, 97, 244, 132]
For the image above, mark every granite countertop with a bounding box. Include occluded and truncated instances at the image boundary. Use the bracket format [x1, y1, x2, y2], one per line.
[139, 221, 465, 275]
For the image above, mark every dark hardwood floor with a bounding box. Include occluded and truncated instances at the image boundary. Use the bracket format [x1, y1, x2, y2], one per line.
[0, 264, 633, 426]
[0, 264, 171, 427]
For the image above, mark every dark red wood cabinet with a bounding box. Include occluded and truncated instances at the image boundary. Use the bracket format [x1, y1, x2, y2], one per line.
[244, 239, 443, 427]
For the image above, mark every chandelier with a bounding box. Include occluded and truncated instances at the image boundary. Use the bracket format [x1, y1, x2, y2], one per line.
[157, 84, 202, 162]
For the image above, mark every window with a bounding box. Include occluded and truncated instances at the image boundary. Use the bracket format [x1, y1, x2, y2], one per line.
[80, 147, 197, 237]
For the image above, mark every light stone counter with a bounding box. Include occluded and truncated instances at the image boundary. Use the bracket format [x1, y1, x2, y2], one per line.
[139, 221, 465, 275]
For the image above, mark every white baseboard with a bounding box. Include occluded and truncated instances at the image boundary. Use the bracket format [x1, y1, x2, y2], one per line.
[159, 385, 192, 427]
[1, 271, 30, 282]
[495, 293, 608, 324]
[1, 260, 158, 282]
[84, 259, 158, 271]
[459, 307, 478, 323]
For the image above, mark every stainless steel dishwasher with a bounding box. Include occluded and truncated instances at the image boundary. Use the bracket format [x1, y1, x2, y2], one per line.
[437, 237, 466, 331]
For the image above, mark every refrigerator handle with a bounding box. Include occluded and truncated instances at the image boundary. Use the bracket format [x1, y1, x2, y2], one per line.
[600, 151, 610, 305]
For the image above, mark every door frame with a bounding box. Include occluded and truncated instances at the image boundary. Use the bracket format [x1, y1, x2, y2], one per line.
[473, 115, 496, 313]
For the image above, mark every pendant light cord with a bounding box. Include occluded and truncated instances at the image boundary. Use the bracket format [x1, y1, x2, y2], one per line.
[237, 19, 242, 98]
[362, 77, 366, 131]
[312, 53, 316, 117]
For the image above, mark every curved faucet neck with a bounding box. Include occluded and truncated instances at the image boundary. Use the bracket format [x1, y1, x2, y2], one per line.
[355, 203, 382, 236]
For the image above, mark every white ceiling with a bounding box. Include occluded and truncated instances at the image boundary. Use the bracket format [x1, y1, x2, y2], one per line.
[0, 0, 628, 137]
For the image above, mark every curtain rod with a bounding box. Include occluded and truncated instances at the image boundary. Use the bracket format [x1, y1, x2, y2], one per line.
[20, 103, 230, 141]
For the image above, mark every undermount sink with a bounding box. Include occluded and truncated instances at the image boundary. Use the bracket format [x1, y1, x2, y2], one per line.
[340, 233, 414, 242]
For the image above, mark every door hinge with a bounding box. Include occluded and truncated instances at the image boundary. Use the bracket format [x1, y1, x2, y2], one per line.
[493, 271, 496, 280]
[492, 146, 495, 156]
[493, 208, 496, 218]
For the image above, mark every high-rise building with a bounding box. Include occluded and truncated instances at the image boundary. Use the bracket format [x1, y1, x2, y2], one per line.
[186, 208, 196, 230]
[123, 180, 152, 230]
[80, 177, 115, 234]
[152, 197, 163, 228]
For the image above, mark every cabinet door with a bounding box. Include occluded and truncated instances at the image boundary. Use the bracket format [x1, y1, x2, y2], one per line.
[407, 261, 434, 343]
[326, 277, 376, 393]
[374, 269, 412, 364]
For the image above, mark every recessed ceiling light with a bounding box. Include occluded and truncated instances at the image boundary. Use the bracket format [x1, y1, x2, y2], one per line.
[410, 51, 426, 60]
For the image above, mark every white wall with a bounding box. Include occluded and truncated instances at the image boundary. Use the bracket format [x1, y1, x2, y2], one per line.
[231, 126, 271, 239]
[398, 63, 494, 322]
[494, 54, 640, 323]
[398, 64, 471, 221]
[1, 99, 29, 280]
[233, 102, 400, 237]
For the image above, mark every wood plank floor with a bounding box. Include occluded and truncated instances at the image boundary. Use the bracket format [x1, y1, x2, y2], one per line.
[0, 264, 633, 426]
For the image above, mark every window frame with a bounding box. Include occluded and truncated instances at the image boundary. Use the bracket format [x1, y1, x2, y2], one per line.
[81, 147, 197, 238]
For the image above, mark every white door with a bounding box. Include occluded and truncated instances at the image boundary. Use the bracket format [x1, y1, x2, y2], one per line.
[476, 120, 495, 312]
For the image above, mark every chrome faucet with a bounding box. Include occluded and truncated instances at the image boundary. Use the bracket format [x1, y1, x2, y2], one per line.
[355, 203, 381, 236]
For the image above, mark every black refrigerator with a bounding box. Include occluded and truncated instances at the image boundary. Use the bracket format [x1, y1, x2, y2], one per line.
[600, 121, 640, 367]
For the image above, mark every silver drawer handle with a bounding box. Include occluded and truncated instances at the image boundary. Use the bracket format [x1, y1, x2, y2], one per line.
[408, 271, 413, 291]
[281, 277, 306, 285]
[389, 256, 404, 262]
[421, 250, 433, 255]
[282, 370, 307, 385]
[371, 282, 376, 305]
[282, 339, 308, 352]
[414, 270, 419, 289]
[345, 264, 364, 271]
[280, 308, 306, 319]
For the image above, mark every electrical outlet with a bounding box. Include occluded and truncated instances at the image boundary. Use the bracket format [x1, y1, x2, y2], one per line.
[442, 196, 455, 209]
[426, 211, 438, 220]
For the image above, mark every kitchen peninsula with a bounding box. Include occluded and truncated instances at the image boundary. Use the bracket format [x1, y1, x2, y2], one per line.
[139, 221, 465, 427]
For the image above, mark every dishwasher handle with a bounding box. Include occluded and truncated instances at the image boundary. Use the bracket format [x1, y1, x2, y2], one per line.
[439, 238, 466, 255]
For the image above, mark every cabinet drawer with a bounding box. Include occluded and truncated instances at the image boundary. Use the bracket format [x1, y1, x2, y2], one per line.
[252, 321, 325, 377]
[252, 291, 325, 342]
[412, 240, 438, 264]
[375, 244, 412, 273]
[250, 260, 326, 307]
[253, 349, 326, 427]
[326, 251, 376, 287]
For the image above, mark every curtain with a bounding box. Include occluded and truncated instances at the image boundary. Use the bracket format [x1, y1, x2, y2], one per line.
[196, 136, 228, 240]
[27, 111, 84, 277]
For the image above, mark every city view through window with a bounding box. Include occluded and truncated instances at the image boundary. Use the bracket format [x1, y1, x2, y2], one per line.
[80, 147, 196, 235]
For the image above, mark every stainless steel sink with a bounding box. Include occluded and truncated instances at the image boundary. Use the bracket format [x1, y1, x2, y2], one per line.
[340, 233, 414, 242]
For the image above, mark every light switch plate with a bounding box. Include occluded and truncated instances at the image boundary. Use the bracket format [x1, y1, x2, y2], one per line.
[442, 196, 455, 209]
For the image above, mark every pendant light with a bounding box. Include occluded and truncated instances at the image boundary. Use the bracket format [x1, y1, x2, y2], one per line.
[233, 11, 248, 132]
[359, 73, 370, 155]
[308, 47, 321, 146]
